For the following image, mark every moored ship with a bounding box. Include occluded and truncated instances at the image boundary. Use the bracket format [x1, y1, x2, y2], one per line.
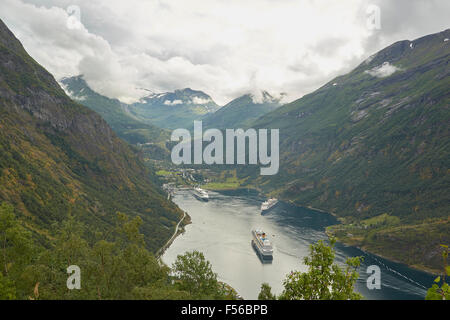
[251, 229, 273, 260]
[260, 198, 278, 214]
[192, 187, 209, 201]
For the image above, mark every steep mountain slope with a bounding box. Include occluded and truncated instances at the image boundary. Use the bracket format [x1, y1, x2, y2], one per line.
[129, 88, 220, 129]
[245, 29, 450, 272]
[60, 75, 168, 145]
[201, 91, 282, 130]
[0, 19, 183, 252]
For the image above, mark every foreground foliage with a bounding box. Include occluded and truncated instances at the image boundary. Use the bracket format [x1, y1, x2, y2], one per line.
[257, 283, 276, 300]
[426, 245, 450, 300]
[259, 239, 363, 300]
[172, 250, 232, 299]
[0, 18, 183, 255]
[0, 202, 230, 300]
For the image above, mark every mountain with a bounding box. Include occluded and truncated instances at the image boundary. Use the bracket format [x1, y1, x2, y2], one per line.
[60, 75, 168, 145]
[129, 88, 220, 129]
[0, 19, 183, 252]
[201, 91, 282, 130]
[244, 29, 450, 272]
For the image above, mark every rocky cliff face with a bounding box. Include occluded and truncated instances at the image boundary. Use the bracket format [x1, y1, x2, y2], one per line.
[0, 19, 182, 251]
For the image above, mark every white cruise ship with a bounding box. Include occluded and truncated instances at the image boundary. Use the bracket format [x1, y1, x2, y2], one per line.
[260, 198, 278, 214]
[192, 187, 209, 201]
[251, 229, 273, 260]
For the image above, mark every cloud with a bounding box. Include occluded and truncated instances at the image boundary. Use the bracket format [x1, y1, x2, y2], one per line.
[365, 62, 401, 78]
[191, 97, 211, 105]
[164, 99, 183, 106]
[249, 91, 286, 104]
[0, 0, 449, 105]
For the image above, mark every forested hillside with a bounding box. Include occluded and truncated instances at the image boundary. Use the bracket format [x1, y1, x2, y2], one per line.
[61, 75, 169, 145]
[0, 18, 182, 252]
[241, 29, 450, 272]
[129, 88, 220, 129]
[201, 91, 281, 130]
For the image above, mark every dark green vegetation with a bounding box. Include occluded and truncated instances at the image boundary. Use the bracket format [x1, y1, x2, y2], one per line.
[258, 239, 363, 300]
[0, 19, 234, 301]
[257, 283, 276, 300]
[172, 250, 234, 299]
[1, 11, 448, 299]
[0, 18, 182, 254]
[60, 75, 168, 145]
[129, 88, 220, 129]
[0, 19, 234, 300]
[237, 29, 450, 273]
[201, 91, 281, 130]
[0, 203, 233, 299]
[426, 245, 450, 300]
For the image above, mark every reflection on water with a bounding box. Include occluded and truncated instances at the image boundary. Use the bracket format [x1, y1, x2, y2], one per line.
[162, 189, 435, 300]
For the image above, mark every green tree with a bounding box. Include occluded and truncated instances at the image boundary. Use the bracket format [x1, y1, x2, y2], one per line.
[0, 205, 232, 300]
[28, 215, 91, 300]
[0, 203, 34, 275]
[426, 245, 449, 300]
[172, 250, 226, 299]
[0, 202, 36, 299]
[258, 283, 276, 300]
[279, 239, 363, 300]
[0, 272, 16, 300]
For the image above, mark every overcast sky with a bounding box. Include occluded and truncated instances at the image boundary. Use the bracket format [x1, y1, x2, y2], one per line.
[0, 0, 449, 105]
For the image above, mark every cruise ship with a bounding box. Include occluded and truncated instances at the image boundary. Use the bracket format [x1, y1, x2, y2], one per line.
[251, 229, 273, 260]
[260, 198, 278, 214]
[192, 187, 209, 201]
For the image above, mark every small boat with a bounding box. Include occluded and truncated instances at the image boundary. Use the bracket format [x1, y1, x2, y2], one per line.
[260, 198, 278, 214]
[251, 229, 273, 260]
[192, 187, 209, 202]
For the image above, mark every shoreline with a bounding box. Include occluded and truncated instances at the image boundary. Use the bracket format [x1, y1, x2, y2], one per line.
[157, 186, 434, 298]
[158, 189, 243, 299]
[203, 186, 261, 193]
[323, 229, 439, 276]
[327, 231, 439, 275]
[213, 186, 438, 276]
[290, 201, 440, 276]
[156, 209, 191, 259]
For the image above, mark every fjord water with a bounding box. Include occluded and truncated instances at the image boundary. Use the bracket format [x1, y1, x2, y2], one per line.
[162, 189, 435, 300]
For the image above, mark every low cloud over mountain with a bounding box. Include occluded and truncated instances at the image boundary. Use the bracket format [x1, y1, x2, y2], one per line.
[1, 0, 449, 105]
